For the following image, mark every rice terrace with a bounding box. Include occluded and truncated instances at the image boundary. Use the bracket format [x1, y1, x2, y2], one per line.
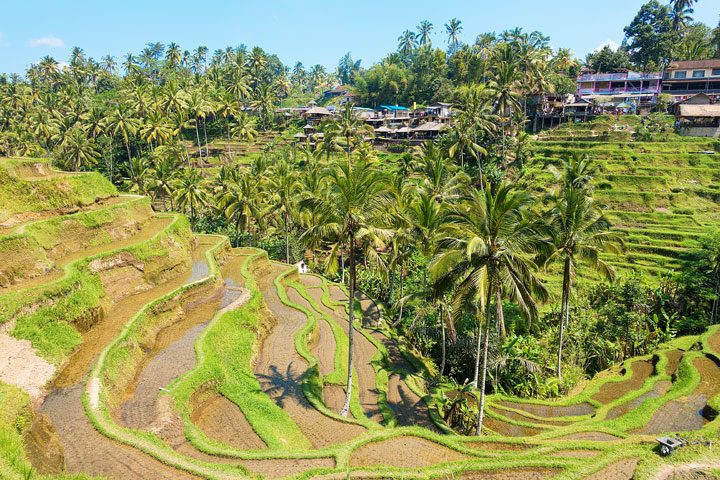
[1, 1, 720, 479]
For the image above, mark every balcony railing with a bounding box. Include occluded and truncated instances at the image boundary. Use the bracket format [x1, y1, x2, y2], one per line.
[578, 72, 662, 82]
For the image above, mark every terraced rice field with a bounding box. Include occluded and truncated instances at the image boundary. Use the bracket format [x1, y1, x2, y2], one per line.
[1, 156, 720, 479]
[529, 120, 720, 283]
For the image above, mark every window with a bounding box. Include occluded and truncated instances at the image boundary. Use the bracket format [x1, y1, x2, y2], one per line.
[663, 72, 670, 79]
[692, 70, 705, 78]
[674, 71, 687, 79]
[712, 69, 720, 76]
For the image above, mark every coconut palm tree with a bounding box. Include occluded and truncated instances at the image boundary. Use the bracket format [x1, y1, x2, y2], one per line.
[398, 30, 417, 56]
[301, 158, 391, 417]
[124, 157, 153, 196]
[140, 110, 176, 148]
[329, 102, 370, 165]
[166, 42, 183, 67]
[220, 171, 258, 247]
[266, 155, 301, 263]
[445, 18, 463, 51]
[57, 126, 99, 171]
[432, 184, 548, 435]
[230, 112, 258, 143]
[545, 159, 624, 381]
[417, 21, 434, 47]
[174, 167, 208, 228]
[150, 156, 179, 210]
[104, 103, 140, 174]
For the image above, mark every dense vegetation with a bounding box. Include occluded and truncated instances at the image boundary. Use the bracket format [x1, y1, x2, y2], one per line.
[1, 0, 719, 440]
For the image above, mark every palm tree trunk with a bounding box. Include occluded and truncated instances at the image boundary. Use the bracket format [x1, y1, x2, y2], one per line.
[439, 302, 446, 378]
[235, 216, 241, 248]
[341, 251, 345, 284]
[711, 275, 719, 324]
[285, 211, 290, 264]
[125, 141, 134, 176]
[476, 273, 495, 436]
[203, 117, 210, 158]
[195, 123, 203, 164]
[496, 291, 506, 338]
[472, 303, 482, 388]
[341, 234, 356, 417]
[557, 256, 571, 380]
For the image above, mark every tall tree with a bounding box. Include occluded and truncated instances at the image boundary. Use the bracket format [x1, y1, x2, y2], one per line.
[417, 20, 434, 47]
[445, 18, 463, 51]
[545, 157, 624, 381]
[432, 184, 547, 435]
[302, 158, 390, 417]
[623, 0, 677, 70]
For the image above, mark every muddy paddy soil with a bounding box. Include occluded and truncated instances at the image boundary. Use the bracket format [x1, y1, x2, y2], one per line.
[324, 281, 436, 429]
[32, 243, 215, 478]
[460, 468, 560, 479]
[255, 263, 365, 448]
[640, 355, 720, 434]
[349, 436, 470, 468]
[497, 400, 594, 418]
[300, 276, 382, 423]
[586, 458, 639, 480]
[592, 359, 654, 404]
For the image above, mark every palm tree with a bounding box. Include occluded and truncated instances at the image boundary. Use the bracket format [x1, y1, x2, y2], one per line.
[220, 171, 257, 247]
[140, 110, 176, 148]
[174, 168, 208, 228]
[150, 155, 179, 210]
[398, 30, 417, 56]
[57, 126, 99, 171]
[417, 21, 434, 47]
[302, 159, 390, 417]
[432, 184, 547, 435]
[185, 88, 212, 163]
[105, 103, 140, 174]
[230, 112, 258, 143]
[329, 102, 370, 165]
[266, 156, 301, 263]
[124, 157, 153, 196]
[166, 42, 182, 67]
[445, 18, 463, 51]
[545, 159, 623, 381]
[671, 0, 696, 33]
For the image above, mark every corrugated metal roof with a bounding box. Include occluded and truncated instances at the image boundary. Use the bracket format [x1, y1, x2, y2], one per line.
[678, 104, 720, 117]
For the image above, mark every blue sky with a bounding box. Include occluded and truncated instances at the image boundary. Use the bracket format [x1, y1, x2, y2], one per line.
[1, 0, 717, 74]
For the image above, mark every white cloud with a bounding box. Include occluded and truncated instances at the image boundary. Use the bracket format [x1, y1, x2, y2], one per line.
[28, 36, 65, 48]
[593, 39, 620, 52]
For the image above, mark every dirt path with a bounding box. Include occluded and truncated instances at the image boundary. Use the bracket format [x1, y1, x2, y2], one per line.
[254, 264, 366, 448]
[0, 332, 55, 401]
[653, 461, 720, 480]
[301, 277, 382, 422]
[640, 355, 720, 434]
